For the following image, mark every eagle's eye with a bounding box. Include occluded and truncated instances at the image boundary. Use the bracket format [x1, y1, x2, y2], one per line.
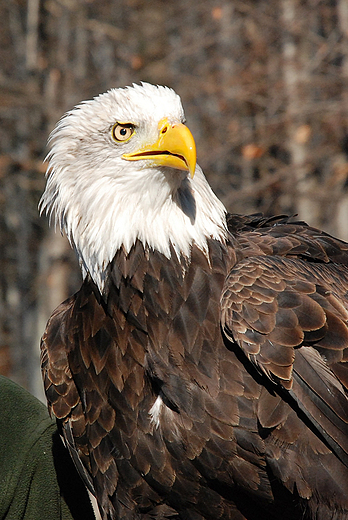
[112, 123, 135, 142]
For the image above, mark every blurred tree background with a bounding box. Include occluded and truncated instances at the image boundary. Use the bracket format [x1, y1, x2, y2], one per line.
[1, 0, 348, 398]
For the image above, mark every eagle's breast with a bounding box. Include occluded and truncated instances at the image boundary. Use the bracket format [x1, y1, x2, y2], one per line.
[59, 236, 240, 515]
[102, 238, 232, 421]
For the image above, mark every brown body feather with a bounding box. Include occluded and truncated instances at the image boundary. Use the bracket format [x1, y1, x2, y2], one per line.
[41, 214, 348, 520]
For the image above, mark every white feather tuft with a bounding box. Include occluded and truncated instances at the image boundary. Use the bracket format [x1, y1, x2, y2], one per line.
[149, 395, 163, 428]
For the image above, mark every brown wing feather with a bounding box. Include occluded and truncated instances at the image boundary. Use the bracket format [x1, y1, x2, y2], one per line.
[222, 220, 348, 468]
[41, 296, 95, 494]
[41, 296, 82, 424]
[228, 213, 348, 265]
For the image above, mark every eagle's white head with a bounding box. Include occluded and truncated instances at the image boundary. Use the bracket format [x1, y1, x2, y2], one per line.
[40, 83, 227, 291]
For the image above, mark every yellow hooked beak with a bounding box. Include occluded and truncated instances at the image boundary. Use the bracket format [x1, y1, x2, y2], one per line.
[122, 118, 196, 178]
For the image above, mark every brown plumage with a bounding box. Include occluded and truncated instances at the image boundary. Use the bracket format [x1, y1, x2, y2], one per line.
[40, 84, 348, 520]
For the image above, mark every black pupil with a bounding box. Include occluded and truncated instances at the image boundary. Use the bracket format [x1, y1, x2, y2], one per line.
[120, 128, 127, 136]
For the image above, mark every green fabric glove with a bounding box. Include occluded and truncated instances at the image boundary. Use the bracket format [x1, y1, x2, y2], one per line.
[0, 376, 95, 520]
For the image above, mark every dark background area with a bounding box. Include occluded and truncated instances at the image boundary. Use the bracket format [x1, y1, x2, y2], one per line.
[1, 0, 348, 398]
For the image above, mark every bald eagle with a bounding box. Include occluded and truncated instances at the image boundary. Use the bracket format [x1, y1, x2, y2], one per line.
[40, 83, 348, 520]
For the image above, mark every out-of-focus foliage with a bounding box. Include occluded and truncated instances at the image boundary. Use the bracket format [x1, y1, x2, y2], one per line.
[1, 0, 348, 395]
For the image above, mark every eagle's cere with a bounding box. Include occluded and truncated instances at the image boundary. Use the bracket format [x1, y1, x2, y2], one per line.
[40, 83, 348, 520]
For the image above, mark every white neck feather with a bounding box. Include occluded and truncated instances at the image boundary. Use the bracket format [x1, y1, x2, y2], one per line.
[41, 160, 227, 292]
